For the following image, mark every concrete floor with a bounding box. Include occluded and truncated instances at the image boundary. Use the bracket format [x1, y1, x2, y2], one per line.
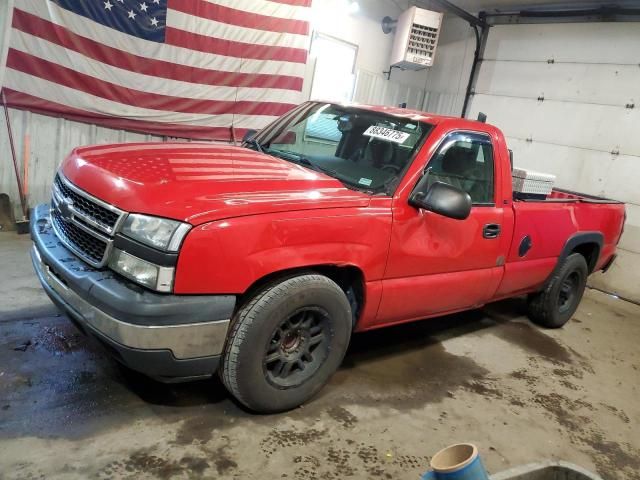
[0, 231, 638, 480]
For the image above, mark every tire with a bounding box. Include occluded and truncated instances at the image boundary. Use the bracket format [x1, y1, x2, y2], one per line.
[527, 253, 588, 328]
[220, 274, 352, 413]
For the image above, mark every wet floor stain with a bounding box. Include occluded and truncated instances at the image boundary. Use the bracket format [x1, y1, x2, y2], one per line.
[32, 324, 84, 355]
[99, 451, 210, 480]
[320, 310, 495, 409]
[485, 314, 576, 364]
[326, 406, 357, 429]
[172, 403, 246, 446]
[261, 428, 328, 457]
[0, 304, 583, 439]
[212, 443, 238, 476]
[286, 441, 428, 479]
[2, 292, 639, 480]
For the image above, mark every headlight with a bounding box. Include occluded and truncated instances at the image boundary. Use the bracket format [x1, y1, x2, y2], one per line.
[121, 214, 191, 251]
[109, 249, 174, 292]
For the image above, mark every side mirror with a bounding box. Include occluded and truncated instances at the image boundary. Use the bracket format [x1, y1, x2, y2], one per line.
[409, 181, 472, 220]
[242, 129, 258, 143]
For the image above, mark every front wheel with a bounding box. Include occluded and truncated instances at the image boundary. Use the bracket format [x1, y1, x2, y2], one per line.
[526, 253, 588, 328]
[220, 274, 352, 413]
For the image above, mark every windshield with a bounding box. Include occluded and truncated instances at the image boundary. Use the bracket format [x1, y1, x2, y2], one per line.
[246, 102, 433, 194]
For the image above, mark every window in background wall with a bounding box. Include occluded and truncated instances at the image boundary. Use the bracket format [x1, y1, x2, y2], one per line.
[309, 33, 357, 103]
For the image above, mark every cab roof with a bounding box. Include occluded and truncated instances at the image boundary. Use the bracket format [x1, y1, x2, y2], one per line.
[327, 101, 491, 129]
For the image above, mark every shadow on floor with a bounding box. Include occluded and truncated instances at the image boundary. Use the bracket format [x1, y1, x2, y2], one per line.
[0, 297, 529, 438]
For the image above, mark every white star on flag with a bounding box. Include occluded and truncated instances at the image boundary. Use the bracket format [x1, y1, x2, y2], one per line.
[127, 10, 136, 19]
[150, 17, 159, 27]
[152, 0, 160, 4]
[140, 2, 148, 12]
[104, 1, 113, 10]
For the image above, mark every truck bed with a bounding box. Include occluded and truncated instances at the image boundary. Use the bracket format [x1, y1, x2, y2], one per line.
[498, 191, 626, 299]
[516, 188, 622, 205]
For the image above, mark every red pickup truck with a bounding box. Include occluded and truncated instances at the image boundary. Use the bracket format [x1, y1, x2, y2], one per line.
[31, 102, 625, 412]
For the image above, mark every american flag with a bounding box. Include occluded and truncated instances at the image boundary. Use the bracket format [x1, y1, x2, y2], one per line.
[2, 0, 311, 141]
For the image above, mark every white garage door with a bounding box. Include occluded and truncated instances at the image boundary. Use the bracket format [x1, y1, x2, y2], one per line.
[468, 22, 640, 303]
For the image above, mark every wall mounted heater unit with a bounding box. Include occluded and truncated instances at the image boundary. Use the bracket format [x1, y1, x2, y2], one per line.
[390, 6, 443, 70]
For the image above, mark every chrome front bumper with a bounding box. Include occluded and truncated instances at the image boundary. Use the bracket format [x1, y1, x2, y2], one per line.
[30, 204, 236, 378]
[32, 245, 229, 359]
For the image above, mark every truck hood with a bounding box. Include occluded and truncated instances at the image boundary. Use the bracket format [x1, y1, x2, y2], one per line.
[61, 143, 371, 225]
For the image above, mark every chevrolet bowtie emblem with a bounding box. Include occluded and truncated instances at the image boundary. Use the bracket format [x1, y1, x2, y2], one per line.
[59, 198, 74, 222]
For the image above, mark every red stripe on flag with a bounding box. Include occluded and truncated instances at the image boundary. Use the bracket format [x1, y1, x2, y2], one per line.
[3, 89, 246, 141]
[12, 9, 304, 91]
[268, 0, 312, 6]
[169, 0, 309, 36]
[7, 49, 297, 117]
[165, 27, 307, 63]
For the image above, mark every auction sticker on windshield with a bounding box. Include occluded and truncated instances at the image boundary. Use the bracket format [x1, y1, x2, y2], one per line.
[363, 126, 410, 144]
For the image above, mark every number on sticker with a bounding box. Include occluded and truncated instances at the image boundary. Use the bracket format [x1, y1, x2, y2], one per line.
[363, 126, 410, 144]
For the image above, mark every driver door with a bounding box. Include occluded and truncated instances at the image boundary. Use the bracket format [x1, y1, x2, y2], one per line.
[375, 131, 507, 326]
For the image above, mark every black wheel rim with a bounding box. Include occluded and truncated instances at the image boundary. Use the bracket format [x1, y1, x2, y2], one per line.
[558, 272, 579, 313]
[263, 307, 331, 389]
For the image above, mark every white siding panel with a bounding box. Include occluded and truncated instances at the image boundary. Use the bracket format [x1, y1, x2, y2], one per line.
[470, 94, 640, 157]
[353, 69, 425, 110]
[422, 91, 463, 118]
[484, 23, 640, 64]
[476, 61, 639, 107]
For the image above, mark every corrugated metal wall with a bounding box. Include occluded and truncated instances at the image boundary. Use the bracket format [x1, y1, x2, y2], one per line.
[420, 17, 475, 117]
[353, 69, 426, 108]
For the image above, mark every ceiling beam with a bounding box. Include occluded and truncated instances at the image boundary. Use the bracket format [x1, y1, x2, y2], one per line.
[416, 0, 486, 27]
[484, 5, 640, 24]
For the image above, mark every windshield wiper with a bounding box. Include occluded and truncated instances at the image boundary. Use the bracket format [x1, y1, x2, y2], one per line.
[267, 149, 322, 172]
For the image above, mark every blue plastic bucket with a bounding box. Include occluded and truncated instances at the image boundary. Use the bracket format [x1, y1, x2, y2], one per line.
[421, 443, 489, 480]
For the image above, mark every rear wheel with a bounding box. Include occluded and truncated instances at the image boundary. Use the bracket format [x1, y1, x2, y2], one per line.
[220, 274, 352, 413]
[527, 253, 588, 328]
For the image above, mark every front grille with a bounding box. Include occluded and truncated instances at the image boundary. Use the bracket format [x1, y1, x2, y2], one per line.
[51, 173, 126, 267]
[52, 209, 108, 264]
[51, 210, 107, 264]
[54, 175, 119, 230]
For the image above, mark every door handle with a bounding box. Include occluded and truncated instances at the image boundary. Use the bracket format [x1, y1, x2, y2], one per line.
[483, 223, 501, 239]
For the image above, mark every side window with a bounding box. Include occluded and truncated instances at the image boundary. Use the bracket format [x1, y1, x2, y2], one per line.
[426, 132, 495, 205]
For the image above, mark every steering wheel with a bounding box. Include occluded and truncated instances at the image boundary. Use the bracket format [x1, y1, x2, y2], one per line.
[381, 164, 401, 174]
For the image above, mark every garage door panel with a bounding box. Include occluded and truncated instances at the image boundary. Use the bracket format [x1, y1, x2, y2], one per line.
[473, 23, 639, 301]
[476, 61, 639, 107]
[588, 248, 640, 302]
[619, 204, 640, 255]
[470, 94, 640, 157]
[502, 137, 640, 206]
[601, 155, 640, 207]
[484, 23, 640, 64]
[503, 138, 605, 195]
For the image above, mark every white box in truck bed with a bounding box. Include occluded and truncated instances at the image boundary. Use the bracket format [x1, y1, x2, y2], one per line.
[513, 168, 556, 198]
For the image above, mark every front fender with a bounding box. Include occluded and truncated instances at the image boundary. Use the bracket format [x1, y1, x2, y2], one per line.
[173, 207, 392, 294]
